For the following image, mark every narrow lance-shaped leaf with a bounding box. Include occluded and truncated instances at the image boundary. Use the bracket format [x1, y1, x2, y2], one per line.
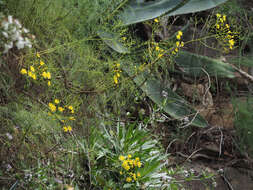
[122, 63, 208, 128]
[174, 51, 236, 78]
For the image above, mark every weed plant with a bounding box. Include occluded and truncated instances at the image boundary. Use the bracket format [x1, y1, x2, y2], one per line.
[0, 0, 251, 189]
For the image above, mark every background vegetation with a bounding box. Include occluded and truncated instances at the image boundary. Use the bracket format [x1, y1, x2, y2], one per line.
[0, 0, 253, 189]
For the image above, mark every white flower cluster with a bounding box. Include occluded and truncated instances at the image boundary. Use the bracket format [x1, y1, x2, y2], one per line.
[1, 15, 34, 53]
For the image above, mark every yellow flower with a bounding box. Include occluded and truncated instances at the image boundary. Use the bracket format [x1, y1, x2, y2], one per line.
[122, 37, 126, 41]
[225, 24, 229, 28]
[46, 72, 51, 79]
[216, 24, 220, 29]
[180, 41, 184, 47]
[68, 105, 73, 110]
[155, 46, 160, 51]
[32, 73, 36, 80]
[229, 39, 235, 46]
[176, 41, 180, 47]
[128, 154, 132, 159]
[223, 15, 226, 21]
[122, 160, 130, 171]
[176, 31, 183, 40]
[28, 71, 32, 77]
[137, 172, 141, 177]
[120, 171, 123, 175]
[175, 48, 179, 52]
[216, 13, 221, 18]
[67, 126, 72, 132]
[20, 68, 27, 75]
[42, 71, 47, 79]
[113, 75, 118, 84]
[116, 72, 120, 77]
[63, 126, 72, 132]
[48, 103, 56, 112]
[63, 126, 68, 132]
[135, 157, 140, 162]
[137, 161, 142, 168]
[40, 60, 45, 66]
[126, 177, 132, 183]
[47, 81, 51, 86]
[158, 53, 163, 58]
[154, 18, 159, 23]
[36, 52, 40, 58]
[69, 116, 75, 120]
[119, 155, 125, 161]
[58, 107, 64, 112]
[30, 66, 35, 72]
[54, 99, 60, 104]
[133, 173, 137, 181]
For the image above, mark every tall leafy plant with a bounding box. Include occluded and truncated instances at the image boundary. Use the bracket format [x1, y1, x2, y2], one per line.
[99, 0, 232, 128]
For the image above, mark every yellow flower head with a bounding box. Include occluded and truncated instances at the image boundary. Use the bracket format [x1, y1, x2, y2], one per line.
[30, 66, 35, 72]
[36, 52, 40, 58]
[54, 99, 60, 104]
[178, 31, 183, 36]
[126, 177, 132, 183]
[69, 116, 75, 120]
[58, 107, 64, 112]
[42, 72, 47, 79]
[176, 31, 183, 40]
[119, 155, 125, 161]
[48, 103, 56, 112]
[32, 73, 37, 80]
[137, 172, 141, 177]
[46, 72, 51, 79]
[28, 71, 32, 78]
[216, 13, 221, 18]
[113, 75, 118, 84]
[40, 60, 45, 66]
[137, 161, 142, 168]
[20, 68, 27, 75]
[133, 173, 137, 181]
[128, 154, 132, 159]
[63, 126, 72, 132]
[223, 15, 226, 21]
[154, 18, 159, 23]
[47, 81, 51, 86]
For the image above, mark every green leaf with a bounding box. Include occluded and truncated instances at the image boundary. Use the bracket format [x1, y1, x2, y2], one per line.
[119, 0, 228, 25]
[174, 51, 236, 78]
[122, 63, 208, 128]
[166, 0, 228, 16]
[119, 0, 185, 25]
[97, 30, 129, 53]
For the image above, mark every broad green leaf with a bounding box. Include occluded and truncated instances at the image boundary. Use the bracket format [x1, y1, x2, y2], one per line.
[97, 30, 129, 53]
[166, 0, 228, 16]
[123, 63, 208, 128]
[119, 0, 185, 25]
[119, 0, 228, 25]
[174, 51, 236, 78]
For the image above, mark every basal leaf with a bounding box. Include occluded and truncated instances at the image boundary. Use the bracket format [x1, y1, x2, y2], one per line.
[174, 51, 236, 78]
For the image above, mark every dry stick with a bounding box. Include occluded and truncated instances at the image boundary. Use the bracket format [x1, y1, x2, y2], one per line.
[228, 62, 253, 83]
